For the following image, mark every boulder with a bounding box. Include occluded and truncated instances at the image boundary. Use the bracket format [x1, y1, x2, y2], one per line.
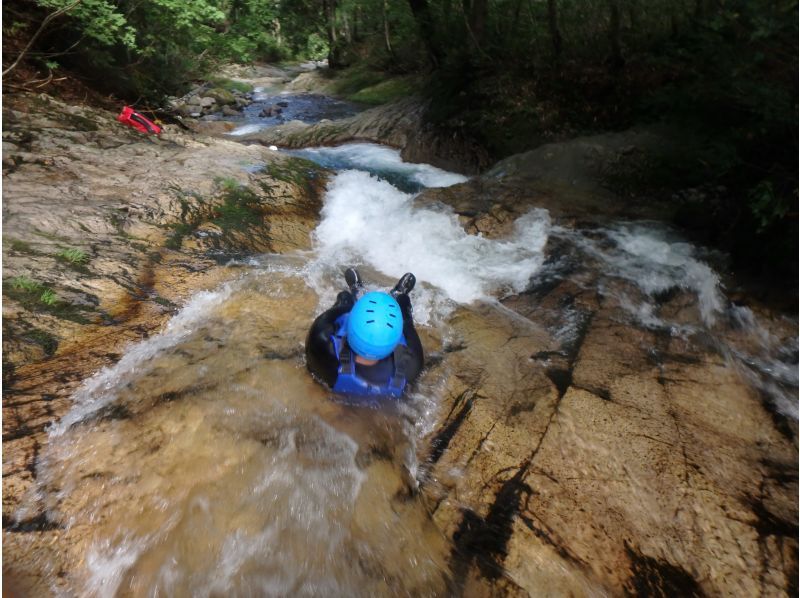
[258, 105, 283, 118]
[205, 87, 237, 106]
[242, 96, 487, 175]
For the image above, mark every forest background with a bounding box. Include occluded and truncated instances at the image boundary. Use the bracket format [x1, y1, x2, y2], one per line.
[2, 0, 798, 285]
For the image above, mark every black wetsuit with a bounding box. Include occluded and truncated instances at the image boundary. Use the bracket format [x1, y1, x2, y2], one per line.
[305, 291, 424, 392]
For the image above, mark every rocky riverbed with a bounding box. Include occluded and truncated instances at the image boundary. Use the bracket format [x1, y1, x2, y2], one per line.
[3, 66, 797, 596]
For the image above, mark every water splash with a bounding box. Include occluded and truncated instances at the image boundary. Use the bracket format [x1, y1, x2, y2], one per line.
[540, 222, 797, 419]
[228, 123, 266, 136]
[725, 305, 799, 419]
[49, 282, 236, 436]
[557, 222, 725, 326]
[312, 170, 550, 305]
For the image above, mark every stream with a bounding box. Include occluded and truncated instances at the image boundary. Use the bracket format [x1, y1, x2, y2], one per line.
[12, 87, 798, 596]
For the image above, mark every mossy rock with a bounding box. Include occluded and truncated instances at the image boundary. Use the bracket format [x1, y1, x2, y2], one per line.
[206, 88, 237, 106]
[348, 77, 420, 105]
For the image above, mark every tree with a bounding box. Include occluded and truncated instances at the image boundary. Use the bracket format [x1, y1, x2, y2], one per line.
[406, 0, 442, 67]
[547, 0, 563, 60]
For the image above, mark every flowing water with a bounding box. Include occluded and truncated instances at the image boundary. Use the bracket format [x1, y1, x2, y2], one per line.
[225, 87, 364, 138]
[17, 130, 798, 595]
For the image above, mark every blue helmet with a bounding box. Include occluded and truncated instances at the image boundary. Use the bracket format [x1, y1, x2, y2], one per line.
[346, 291, 403, 360]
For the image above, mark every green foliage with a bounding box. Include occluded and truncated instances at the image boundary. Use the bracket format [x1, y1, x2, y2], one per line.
[37, 0, 136, 48]
[5, 21, 28, 36]
[57, 247, 90, 264]
[9, 276, 41, 293]
[749, 181, 790, 232]
[39, 288, 59, 305]
[276, 0, 327, 57]
[27, 0, 290, 100]
[305, 33, 328, 60]
[5, 276, 92, 323]
[7, 276, 60, 306]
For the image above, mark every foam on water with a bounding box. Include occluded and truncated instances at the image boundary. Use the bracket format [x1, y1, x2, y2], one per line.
[291, 143, 469, 190]
[543, 222, 797, 418]
[727, 305, 799, 419]
[312, 170, 550, 305]
[72, 408, 370, 597]
[558, 222, 725, 326]
[228, 123, 267, 136]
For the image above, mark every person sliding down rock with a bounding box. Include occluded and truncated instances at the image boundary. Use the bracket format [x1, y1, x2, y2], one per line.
[305, 268, 423, 398]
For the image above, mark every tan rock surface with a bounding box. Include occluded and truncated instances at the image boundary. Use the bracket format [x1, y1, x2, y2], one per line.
[3, 92, 329, 593]
[418, 276, 797, 596]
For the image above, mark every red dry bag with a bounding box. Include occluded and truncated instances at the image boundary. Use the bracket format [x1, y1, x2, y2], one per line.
[117, 106, 162, 135]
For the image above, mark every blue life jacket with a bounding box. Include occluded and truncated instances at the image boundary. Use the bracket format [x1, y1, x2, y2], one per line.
[331, 313, 409, 398]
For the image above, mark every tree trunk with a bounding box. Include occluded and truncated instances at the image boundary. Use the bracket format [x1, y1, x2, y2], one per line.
[547, 0, 562, 59]
[627, 0, 637, 32]
[406, 0, 442, 67]
[323, 0, 341, 67]
[468, 0, 488, 50]
[383, 0, 395, 60]
[510, 0, 524, 39]
[694, 0, 705, 19]
[343, 10, 351, 43]
[608, 0, 623, 69]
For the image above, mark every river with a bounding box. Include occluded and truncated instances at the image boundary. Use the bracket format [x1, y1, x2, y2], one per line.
[9, 83, 798, 596]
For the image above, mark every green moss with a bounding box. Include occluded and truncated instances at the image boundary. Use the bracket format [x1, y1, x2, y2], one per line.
[214, 176, 240, 192]
[23, 328, 59, 356]
[9, 239, 37, 254]
[206, 87, 236, 104]
[165, 222, 195, 250]
[162, 187, 211, 249]
[207, 77, 253, 94]
[211, 184, 263, 232]
[153, 295, 177, 308]
[330, 66, 386, 97]
[347, 77, 420, 105]
[263, 157, 323, 188]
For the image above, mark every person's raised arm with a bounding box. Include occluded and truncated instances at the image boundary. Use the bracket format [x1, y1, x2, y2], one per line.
[395, 293, 424, 383]
[305, 291, 355, 387]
